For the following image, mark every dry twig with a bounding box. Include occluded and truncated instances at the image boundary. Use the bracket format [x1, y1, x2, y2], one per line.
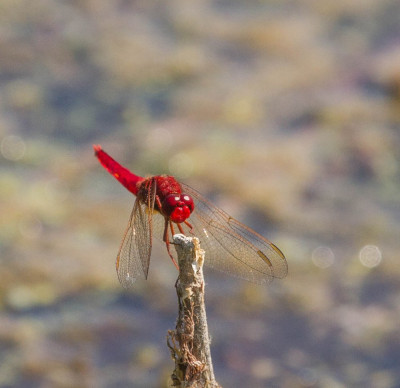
[167, 234, 220, 388]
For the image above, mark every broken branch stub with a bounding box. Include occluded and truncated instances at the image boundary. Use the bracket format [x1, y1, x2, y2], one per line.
[167, 234, 220, 388]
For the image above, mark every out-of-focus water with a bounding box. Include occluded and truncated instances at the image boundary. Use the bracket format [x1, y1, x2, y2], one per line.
[1, 1, 400, 387]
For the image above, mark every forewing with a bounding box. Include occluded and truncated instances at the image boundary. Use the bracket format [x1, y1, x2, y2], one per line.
[180, 183, 288, 284]
[116, 181, 156, 288]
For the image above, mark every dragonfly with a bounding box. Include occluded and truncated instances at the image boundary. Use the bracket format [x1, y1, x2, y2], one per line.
[94, 145, 287, 288]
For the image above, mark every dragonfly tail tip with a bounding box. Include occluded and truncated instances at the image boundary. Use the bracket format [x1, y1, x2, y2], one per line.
[93, 144, 102, 154]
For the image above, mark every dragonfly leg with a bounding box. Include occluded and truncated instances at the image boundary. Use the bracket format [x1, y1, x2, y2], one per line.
[170, 221, 176, 236]
[184, 220, 195, 235]
[155, 195, 163, 213]
[177, 222, 185, 234]
[164, 218, 179, 270]
[163, 217, 168, 242]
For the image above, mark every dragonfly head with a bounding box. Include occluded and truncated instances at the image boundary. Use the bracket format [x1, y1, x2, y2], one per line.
[163, 193, 194, 223]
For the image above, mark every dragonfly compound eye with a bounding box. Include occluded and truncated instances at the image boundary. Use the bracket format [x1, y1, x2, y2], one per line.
[163, 194, 194, 223]
[181, 194, 194, 212]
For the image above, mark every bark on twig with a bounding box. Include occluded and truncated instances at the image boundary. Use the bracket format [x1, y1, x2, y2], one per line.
[167, 234, 221, 388]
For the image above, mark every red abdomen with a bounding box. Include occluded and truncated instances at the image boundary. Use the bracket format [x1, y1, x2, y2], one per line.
[94, 145, 144, 195]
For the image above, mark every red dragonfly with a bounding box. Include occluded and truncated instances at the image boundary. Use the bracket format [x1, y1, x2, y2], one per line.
[94, 145, 287, 288]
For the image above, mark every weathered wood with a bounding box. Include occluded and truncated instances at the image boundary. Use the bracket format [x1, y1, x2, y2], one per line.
[167, 234, 220, 388]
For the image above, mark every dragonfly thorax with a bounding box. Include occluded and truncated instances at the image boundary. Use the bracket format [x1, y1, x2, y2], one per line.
[162, 193, 194, 223]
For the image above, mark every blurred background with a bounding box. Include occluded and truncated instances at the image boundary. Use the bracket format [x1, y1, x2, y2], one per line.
[1, 0, 400, 387]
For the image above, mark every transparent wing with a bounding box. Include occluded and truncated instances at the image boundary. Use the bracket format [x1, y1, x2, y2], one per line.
[116, 181, 156, 288]
[178, 183, 288, 284]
